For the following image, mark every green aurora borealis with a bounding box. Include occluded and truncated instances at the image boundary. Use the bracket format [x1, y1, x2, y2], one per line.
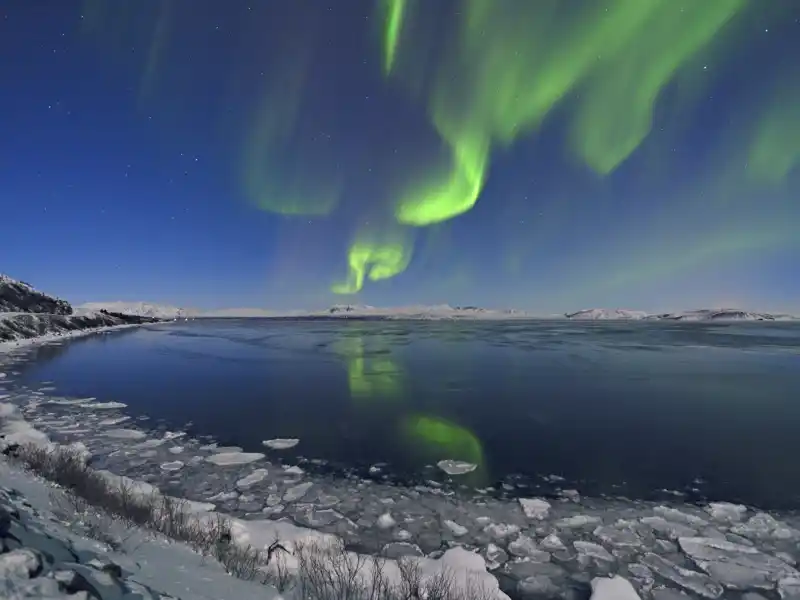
[77, 0, 798, 311]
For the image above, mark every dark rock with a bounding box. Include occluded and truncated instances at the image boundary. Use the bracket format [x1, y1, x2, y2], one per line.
[9, 519, 79, 564]
[95, 560, 123, 579]
[0, 274, 72, 314]
[61, 562, 126, 600]
[0, 505, 12, 536]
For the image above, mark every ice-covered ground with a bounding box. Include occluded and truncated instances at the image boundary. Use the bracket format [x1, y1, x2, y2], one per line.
[2, 340, 800, 600]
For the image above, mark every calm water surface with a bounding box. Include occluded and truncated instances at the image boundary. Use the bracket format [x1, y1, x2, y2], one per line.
[18, 319, 800, 509]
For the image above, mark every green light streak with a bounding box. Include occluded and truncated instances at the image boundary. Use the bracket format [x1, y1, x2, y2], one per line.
[332, 234, 413, 294]
[381, 0, 407, 74]
[749, 80, 800, 184]
[382, 0, 747, 226]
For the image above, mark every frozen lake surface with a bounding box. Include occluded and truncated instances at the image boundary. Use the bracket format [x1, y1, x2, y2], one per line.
[12, 318, 800, 509]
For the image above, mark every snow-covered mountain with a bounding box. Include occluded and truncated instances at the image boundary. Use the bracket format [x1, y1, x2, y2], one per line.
[647, 309, 795, 322]
[76, 302, 194, 320]
[566, 308, 798, 322]
[0, 274, 72, 315]
[565, 308, 649, 320]
[73, 299, 798, 322]
[76, 302, 285, 319]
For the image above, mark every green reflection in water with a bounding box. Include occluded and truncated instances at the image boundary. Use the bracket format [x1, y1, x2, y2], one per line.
[334, 331, 403, 400]
[333, 327, 487, 485]
[402, 414, 487, 484]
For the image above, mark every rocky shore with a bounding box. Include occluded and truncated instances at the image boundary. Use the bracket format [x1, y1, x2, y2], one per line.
[0, 274, 163, 344]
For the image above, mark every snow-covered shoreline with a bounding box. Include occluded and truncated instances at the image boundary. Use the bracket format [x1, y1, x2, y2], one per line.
[0, 321, 138, 354]
[0, 313, 167, 354]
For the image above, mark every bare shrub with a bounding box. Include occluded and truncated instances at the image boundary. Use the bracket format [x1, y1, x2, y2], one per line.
[262, 549, 294, 592]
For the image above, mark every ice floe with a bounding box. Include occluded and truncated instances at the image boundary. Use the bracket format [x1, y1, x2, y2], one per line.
[706, 501, 748, 523]
[262, 437, 299, 449]
[283, 481, 313, 502]
[160, 460, 184, 472]
[591, 575, 642, 600]
[85, 401, 128, 410]
[519, 497, 551, 520]
[235, 468, 269, 489]
[444, 519, 468, 537]
[377, 512, 397, 529]
[436, 459, 477, 475]
[103, 428, 147, 440]
[204, 451, 264, 466]
[678, 536, 797, 589]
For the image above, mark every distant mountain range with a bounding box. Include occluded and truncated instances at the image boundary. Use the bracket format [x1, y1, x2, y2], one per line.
[72, 301, 798, 322]
[564, 308, 799, 322]
[3, 273, 794, 323]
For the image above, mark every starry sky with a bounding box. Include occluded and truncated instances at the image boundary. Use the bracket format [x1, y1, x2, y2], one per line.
[2, 1, 798, 313]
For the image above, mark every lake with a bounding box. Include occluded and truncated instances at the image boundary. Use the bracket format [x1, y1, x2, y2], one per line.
[16, 318, 800, 510]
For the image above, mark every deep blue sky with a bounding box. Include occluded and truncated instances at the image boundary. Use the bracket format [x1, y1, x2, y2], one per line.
[2, 1, 798, 312]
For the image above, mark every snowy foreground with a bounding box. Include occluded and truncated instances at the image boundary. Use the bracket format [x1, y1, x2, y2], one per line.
[3, 338, 800, 599]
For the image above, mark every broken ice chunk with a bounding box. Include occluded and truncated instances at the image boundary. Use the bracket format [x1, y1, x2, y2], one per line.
[594, 523, 642, 548]
[641, 516, 697, 540]
[519, 498, 551, 520]
[159, 460, 184, 472]
[778, 577, 800, 599]
[654, 506, 709, 528]
[206, 452, 264, 466]
[678, 536, 797, 589]
[262, 438, 299, 450]
[706, 502, 747, 523]
[508, 535, 551, 562]
[483, 523, 520, 540]
[376, 512, 396, 529]
[731, 513, 800, 542]
[557, 515, 602, 529]
[436, 460, 477, 475]
[641, 553, 723, 598]
[236, 468, 269, 490]
[444, 520, 468, 537]
[283, 482, 313, 502]
[104, 428, 146, 440]
[541, 534, 567, 552]
[575, 541, 614, 563]
[590, 576, 641, 600]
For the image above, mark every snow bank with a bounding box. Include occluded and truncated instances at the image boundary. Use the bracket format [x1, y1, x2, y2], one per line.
[76, 301, 191, 319]
[0, 402, 50, 447]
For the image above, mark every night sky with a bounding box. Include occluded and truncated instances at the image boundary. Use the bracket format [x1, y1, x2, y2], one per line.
[2, 1, 798, 313]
